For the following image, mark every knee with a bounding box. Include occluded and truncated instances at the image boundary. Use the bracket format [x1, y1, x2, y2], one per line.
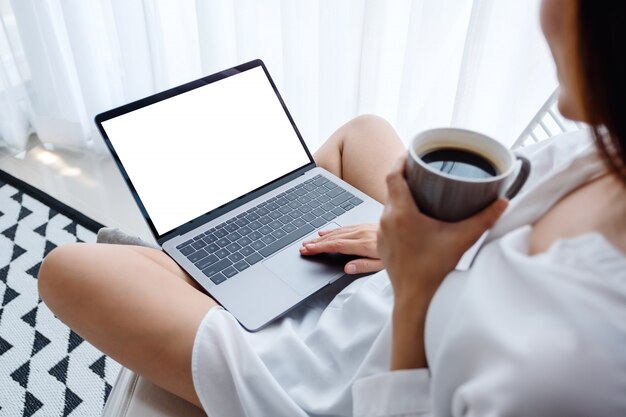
[345, 114, 392, 133]
[342, 114, 399, 145]
[38, 243, 83, 311]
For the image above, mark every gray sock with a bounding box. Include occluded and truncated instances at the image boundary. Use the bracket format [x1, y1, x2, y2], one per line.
[96, 227, 160, 249]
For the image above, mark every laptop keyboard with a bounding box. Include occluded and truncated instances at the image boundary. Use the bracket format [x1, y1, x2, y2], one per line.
[175, 174, 364, 285]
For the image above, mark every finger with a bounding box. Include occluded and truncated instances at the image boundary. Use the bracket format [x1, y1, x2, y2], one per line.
[317, 225, 358, 235]
[456, 198, 509, 246]
[311, 227, 344, 240]
[317, 229, 336, 236]
[388, 155, 406, 177]
[305, 225, 372, 245]
[385, 156, 417, 208]
[315, 229, 366, 244]
[302, 227, 353, 245]
[345, 258, 384, 275]
[299, 243, 321, 255]
[307, 225, 361, 241]
[299, 239, 356, 255]
[299, 239, 362, 256]
[316, 225, 357, 239]
[376, 227, 387, 260]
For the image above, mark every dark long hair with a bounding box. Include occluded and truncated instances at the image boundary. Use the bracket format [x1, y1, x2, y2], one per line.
[577, 2, 626, 183]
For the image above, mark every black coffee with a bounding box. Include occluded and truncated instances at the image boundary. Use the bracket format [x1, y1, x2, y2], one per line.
[421, 147, 498, 179]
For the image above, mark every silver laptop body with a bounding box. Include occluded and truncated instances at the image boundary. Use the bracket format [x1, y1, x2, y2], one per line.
[95, 59, 383, 331]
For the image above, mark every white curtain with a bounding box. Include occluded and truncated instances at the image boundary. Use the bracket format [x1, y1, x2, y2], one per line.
[0, 0, 556, 155]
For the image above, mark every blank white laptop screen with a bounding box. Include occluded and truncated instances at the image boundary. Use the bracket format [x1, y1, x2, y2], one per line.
[101, 66, 310, 235]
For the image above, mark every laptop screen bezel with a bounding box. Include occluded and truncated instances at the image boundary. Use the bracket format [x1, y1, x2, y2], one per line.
[94, 59, 316, 244]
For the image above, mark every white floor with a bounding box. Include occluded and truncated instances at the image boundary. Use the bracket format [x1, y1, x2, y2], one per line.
[0, 135, 156, 244]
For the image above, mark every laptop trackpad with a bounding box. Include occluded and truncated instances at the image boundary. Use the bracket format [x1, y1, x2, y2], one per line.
[263, 225, 350, 295]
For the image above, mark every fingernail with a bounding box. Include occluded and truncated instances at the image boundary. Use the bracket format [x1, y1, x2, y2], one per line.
[305, 243, 316, 249]
[346, 264, 356, 274]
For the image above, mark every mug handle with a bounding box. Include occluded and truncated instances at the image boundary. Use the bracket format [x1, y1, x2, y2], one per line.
[504, 155, 531, 199]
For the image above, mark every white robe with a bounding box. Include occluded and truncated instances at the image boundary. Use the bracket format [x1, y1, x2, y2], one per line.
[191, 130, 626, 417]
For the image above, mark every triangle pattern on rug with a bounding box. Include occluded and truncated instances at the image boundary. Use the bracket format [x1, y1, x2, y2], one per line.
[104, 382, 113, 406]
[25, 262, 41, 280]
[0, 265, 9, 284]
[12, 244, 26, 262]
[49, 356, 69, 384]
[22, 391, 43, 417]
[63, 222, 77, 236]
[44, 240, 57, 258]
[33, 223, 47, 237]
[67, 330, 83, 353]
[21, 306, 38, 328]
[31, 330, 51, 356]
[89, 355, 106, 379]
[2, 224, 18, 241]
[62, 387, 82, 417]
[0, 335, 13, 355]
[48, 208, 58, 220]
[2, 286, 20, 307]
[1, 173, 120, 416]
[18, 206, 33, 222]
[11, 190, 23, 204]
[11, 360, 30, 389]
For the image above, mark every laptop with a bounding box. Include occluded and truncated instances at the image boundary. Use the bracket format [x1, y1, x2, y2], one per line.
[95, 59, 383, 331]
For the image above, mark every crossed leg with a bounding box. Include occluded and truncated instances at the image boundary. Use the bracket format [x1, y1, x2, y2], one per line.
[38, 115, 405, 409]
[39, 243, 214, 407]
[314, 115, 405, 203]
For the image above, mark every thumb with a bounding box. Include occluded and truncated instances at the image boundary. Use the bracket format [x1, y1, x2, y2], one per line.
[458, 199, 508, 246]
[345, 258, 384, 275]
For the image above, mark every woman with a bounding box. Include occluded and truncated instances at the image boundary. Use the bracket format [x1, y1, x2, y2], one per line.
[39, 0, 626, 415]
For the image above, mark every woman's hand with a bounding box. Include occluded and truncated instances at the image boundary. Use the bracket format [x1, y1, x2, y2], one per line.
[378, 156, 508, 370]
[299, 224, 383, 274]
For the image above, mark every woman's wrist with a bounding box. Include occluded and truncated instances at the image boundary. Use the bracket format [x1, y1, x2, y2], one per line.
[390, 299, 431, 370]
[393, 287, 436, 318]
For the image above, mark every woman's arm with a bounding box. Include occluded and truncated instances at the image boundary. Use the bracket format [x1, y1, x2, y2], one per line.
[301, 157, 507, 369]
[319, 157, 506, 416]
[378, 157, 508, 369]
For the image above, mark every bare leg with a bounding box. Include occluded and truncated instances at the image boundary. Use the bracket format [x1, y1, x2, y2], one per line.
[314, 115, 406, 203]
[38, 243, 215, 408]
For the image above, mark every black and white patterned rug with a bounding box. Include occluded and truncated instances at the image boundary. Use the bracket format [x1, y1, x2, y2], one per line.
[0, 169, 121, 417]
